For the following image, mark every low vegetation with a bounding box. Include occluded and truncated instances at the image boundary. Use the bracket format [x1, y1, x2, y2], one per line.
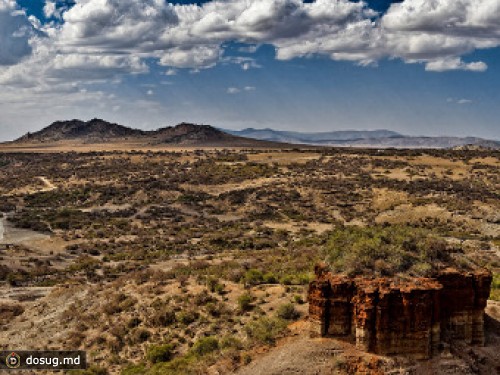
[324, 225, 474, 277]
[0, 148, 498, 374]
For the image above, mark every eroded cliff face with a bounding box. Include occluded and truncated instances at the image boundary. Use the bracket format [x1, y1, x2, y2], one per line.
[308, 264, 492, 359]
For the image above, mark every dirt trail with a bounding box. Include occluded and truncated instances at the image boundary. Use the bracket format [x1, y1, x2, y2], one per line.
[234, 333, 366, 375]
[37, 176, 56, 191]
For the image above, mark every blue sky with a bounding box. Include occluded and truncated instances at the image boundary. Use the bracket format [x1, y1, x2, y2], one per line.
[0, 0, 499, 141]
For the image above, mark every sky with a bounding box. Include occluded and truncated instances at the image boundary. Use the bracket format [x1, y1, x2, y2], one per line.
[0, 0, 499, 141]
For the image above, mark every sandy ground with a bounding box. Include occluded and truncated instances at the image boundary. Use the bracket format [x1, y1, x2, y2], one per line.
[234, 307, 500, 375]
[0, 217, 50, 246]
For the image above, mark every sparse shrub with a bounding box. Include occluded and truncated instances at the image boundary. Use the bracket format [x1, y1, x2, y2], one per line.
[102, 293, 136, 315]
[0, 304, 24, 325]
[245, 317, 288, 345]
[150, 307, 176, 327]
[147, 344, 175, 364]
[130, 328, 150, 343]
[121, 363, 146, 375]
[238, 292, 253, 312]
[194, 291, 216, 306]
[280, 275, 293, 285]
[205, 302, 223, 317]
[244, 269, 264, 286]
[127, 317, 141, 328]
[276, 303, 300, 320]
[190, 336, 219, 356]
[206, 276, 219, 293]
[324, 225, 458, 277]
[243, 354, 252, 364]
[177, 310, 199, 325]
[491, 273, 500, 301]
[263, 272, 278, 284]
[410, 262, 433, 277]
[293, 295, 304, 304]
[220, 335, 243, 350]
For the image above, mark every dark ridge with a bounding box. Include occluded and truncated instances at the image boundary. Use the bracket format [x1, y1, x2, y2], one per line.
[12, 119, 288, 147]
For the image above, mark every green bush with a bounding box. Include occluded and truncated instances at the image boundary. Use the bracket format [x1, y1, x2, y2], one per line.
[263, 272, 278, 284]
[237, 293, 253, 312]
[147, 356, 196, 375]
[147, 344, 175, 364]
[177, 310, 199, 325]
[190, 336, 219, 356]
[245, 317, 288, 345]
[293, 295, 304, 304]
[324, 225, 458, 277]
[220, 335, 243, 350]
[276, 303, 300, 320]
[121, 363, 146, 375]
[244, 269, 264, 285]
[491, 273, 500, 301]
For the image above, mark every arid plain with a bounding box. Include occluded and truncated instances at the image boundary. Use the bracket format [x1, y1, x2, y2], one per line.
[1, 144, 499, 374]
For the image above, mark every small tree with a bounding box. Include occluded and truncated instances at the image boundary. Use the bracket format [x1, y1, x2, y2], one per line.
[238, 292, 253, 312]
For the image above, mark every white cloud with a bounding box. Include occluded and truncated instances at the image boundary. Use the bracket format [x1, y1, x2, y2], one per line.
[447, 97, 474, 105]
[165, 68, 177, 76]
[158, 45, 221, 69]
[1, 0, 500, 95]
[222, 56, 262, 70]
[381, 0, 500, 70]
[44, 1, 61, 19]
[227, 86, 256, 94]
[147, 89, 154, 96]
[59, 0, 178, 50]
[0, 0, 39, 66]
[425, 58, 487, 72]
[239, 45, 259, 53]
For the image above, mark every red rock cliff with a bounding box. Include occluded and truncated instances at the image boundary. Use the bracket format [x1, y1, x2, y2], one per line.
[308, 264, 492, 359]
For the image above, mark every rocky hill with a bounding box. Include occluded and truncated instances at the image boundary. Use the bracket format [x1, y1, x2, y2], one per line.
[12, 119, 281, 147]
[154, 123, 262, 146]
[16, 119, 147, 143]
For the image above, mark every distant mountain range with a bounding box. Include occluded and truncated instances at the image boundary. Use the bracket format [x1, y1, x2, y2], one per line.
[7, 119, 499, 149]
[12, 119, 282, 147]
[224, 128, 499, 149]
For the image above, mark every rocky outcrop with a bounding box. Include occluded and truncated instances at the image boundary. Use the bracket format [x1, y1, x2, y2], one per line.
[308, 264, 492, 359]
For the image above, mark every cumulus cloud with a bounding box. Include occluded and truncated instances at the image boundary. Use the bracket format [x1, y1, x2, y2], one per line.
[381, 0, 500, 69]
[0, 0, 39, 65]
[59, 0, 178, 49]
[44, 1, 59, 19]
[425, 57, 487, 72]
[2, 0, 500, 92]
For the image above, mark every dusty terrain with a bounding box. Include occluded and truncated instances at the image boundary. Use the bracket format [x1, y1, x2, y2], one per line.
[0, 147, 498, 374]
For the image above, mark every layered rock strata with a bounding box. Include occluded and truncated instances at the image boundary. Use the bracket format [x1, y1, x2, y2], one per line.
[308, 264, 492, 359]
